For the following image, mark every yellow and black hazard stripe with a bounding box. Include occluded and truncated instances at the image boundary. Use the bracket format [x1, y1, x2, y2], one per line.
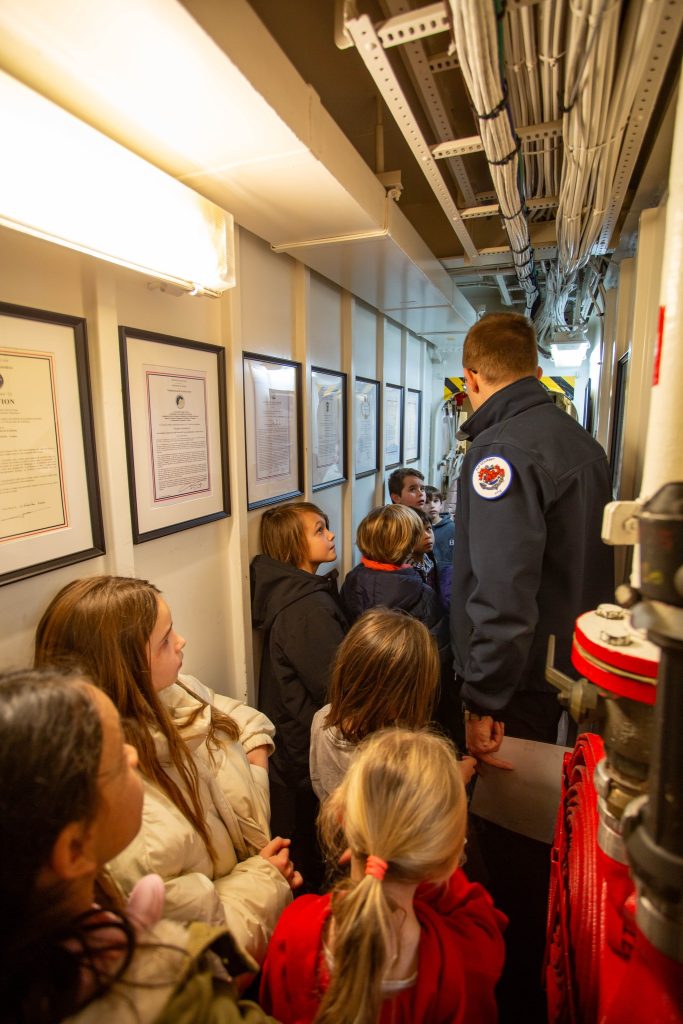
[444, 376, 466, 399]
[541, 376, 575, 400]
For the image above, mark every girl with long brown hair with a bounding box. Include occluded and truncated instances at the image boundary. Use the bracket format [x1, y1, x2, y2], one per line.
[34, 575, 299, 965]
[310, 608, 475, 802]
[261, 729, 506, 1024]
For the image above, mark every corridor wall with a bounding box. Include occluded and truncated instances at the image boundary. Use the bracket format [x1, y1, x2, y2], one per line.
[0, 223, 433, 704]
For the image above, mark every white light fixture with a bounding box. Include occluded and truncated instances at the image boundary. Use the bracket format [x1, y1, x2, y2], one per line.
[0, 71, 234, 295]
[550, 342, 590, 368]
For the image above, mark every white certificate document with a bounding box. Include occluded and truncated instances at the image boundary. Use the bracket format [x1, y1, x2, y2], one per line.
[405, 389, 420, 461]
[355, 382, 377, 475]
[256, 389, 294, 481]
[146, 370, 210, 502]
[384, 386, 401, 464]
[0, 348, 67, 541]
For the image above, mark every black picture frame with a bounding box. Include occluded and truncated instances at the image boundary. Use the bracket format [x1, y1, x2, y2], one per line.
[0, 301, 105, 586]
[354, 376, 380, 478]
[243, 352, 304, 510]
[383, 382, 404, 469]
[119, 326, 230, 544]
[311, 365, 347, 491]
[405, 387, 422, 463]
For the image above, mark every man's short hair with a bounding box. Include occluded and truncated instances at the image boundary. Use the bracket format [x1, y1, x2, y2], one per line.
[388, 467, 424, 498]
[463, 313, 538, 386]
[425, 485, 443, 501]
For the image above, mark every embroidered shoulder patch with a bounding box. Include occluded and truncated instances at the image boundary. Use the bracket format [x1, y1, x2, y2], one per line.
[472, 456, 513, 499]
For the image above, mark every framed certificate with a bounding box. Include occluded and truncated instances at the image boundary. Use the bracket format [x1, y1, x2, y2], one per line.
[405, 388, 422, 463]
[0, 301, 104, 586]
[243, 353, 303, 510]
[311, 366, 346, 490]
[119, 326, 229, 543]
[354, 376, 379, 478]
[383, 382, 404, 469]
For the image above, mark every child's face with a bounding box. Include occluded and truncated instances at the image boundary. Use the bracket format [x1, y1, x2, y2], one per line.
[424, 494, 443, 523]
[393, 475, 425, 508]
[300, 511, 336, 571]
[149, 596, 186, 692]
[414, 525, 434, 556]
[90, 687, 144, 867]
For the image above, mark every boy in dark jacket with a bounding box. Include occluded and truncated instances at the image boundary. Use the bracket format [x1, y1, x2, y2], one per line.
[424, 485, 454, 607]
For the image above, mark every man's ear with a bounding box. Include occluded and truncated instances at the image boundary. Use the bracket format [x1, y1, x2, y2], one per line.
[49, 821, 98, 881]
[389, 493, 399, 504]
[463, 366, 479, 395]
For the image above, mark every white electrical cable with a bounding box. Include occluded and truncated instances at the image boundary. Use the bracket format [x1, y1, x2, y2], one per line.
[449, 0, 539, 310]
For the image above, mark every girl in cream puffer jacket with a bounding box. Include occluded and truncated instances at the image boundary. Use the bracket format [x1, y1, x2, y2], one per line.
[34, 576, 299, 967]
[109, 675, 292, 965]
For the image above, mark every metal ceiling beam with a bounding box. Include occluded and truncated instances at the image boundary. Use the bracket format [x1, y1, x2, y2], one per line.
[380, 0, 476, 205]
[376, 3, 450, 47]
[495, 274, 513, 305]
[345, 11, 478, 259]
[432, 119, 563, 160]
[459, 195, 559, 220]
[428, 51, 459, 73]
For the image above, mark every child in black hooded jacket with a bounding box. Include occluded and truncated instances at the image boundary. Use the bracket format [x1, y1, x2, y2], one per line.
[251, 502, 347, 892]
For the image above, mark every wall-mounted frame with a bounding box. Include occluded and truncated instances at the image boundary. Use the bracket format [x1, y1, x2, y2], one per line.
[383, 382, 404, 469]
[354, 376, 380, 478]
[404, 387, 422, 463]
[119, 326, 229, 544]
[311, 366, 347, 490]
[243, 353, 303, 510]
[0, 301, 104, 586]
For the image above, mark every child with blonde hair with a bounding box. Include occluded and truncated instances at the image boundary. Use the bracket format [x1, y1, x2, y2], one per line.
[251, 501, 348, 891]
[261, 729, 506, 1024]
[310, 608, 475, 802]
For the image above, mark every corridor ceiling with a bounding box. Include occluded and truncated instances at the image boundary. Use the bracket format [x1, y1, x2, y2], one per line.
[249, 0, 682, 342]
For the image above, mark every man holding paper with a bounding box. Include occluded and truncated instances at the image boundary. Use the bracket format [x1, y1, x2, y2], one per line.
[450, 312, 613, 1021]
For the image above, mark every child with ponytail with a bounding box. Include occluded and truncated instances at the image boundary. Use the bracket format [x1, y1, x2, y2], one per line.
[261, 729, 506, 1024]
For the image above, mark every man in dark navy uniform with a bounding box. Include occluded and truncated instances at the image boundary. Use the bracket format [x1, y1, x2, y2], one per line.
[451, 312, 613, 1021]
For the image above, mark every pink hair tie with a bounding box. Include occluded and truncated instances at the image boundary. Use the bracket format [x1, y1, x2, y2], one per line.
[365, 855, 388, 881]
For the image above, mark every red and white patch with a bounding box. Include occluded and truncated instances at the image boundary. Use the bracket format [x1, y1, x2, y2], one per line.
[472, 456, 513, 499]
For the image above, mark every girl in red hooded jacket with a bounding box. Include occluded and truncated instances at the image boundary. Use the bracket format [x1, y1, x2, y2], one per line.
[261, 728, 506, 1024]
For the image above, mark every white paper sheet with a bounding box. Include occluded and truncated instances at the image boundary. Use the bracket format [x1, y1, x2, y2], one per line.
[469, 736, 571, 844]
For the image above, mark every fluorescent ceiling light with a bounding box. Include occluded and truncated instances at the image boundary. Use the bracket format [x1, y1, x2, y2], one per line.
[0, 70, 234, 295]
[550, 342, 589, 367]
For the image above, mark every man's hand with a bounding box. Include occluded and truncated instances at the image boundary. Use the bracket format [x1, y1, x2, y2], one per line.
[466, 715, 514, 770]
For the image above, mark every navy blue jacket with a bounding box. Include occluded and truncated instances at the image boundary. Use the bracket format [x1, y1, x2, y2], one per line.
[450, 376, 614, 716]
[251, 555, 347, 787]
[341, 561, 451, 672]
[431, 517, 455, 607]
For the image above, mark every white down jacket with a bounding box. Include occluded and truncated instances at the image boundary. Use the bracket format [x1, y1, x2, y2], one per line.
[107, 674, 292, 964]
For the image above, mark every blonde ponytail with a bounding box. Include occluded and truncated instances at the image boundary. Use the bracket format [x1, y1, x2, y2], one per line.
[315, 728, 467, 1024]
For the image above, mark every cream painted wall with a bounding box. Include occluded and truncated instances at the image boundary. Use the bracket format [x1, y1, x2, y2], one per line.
[0, 223, 435, 705]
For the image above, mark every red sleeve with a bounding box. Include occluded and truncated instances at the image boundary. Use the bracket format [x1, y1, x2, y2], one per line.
[415, 869, 507, 1024]
[260, 895, 330, 1023]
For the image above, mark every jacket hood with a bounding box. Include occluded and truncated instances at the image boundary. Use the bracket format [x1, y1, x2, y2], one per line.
[250, 554, 339, 630]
